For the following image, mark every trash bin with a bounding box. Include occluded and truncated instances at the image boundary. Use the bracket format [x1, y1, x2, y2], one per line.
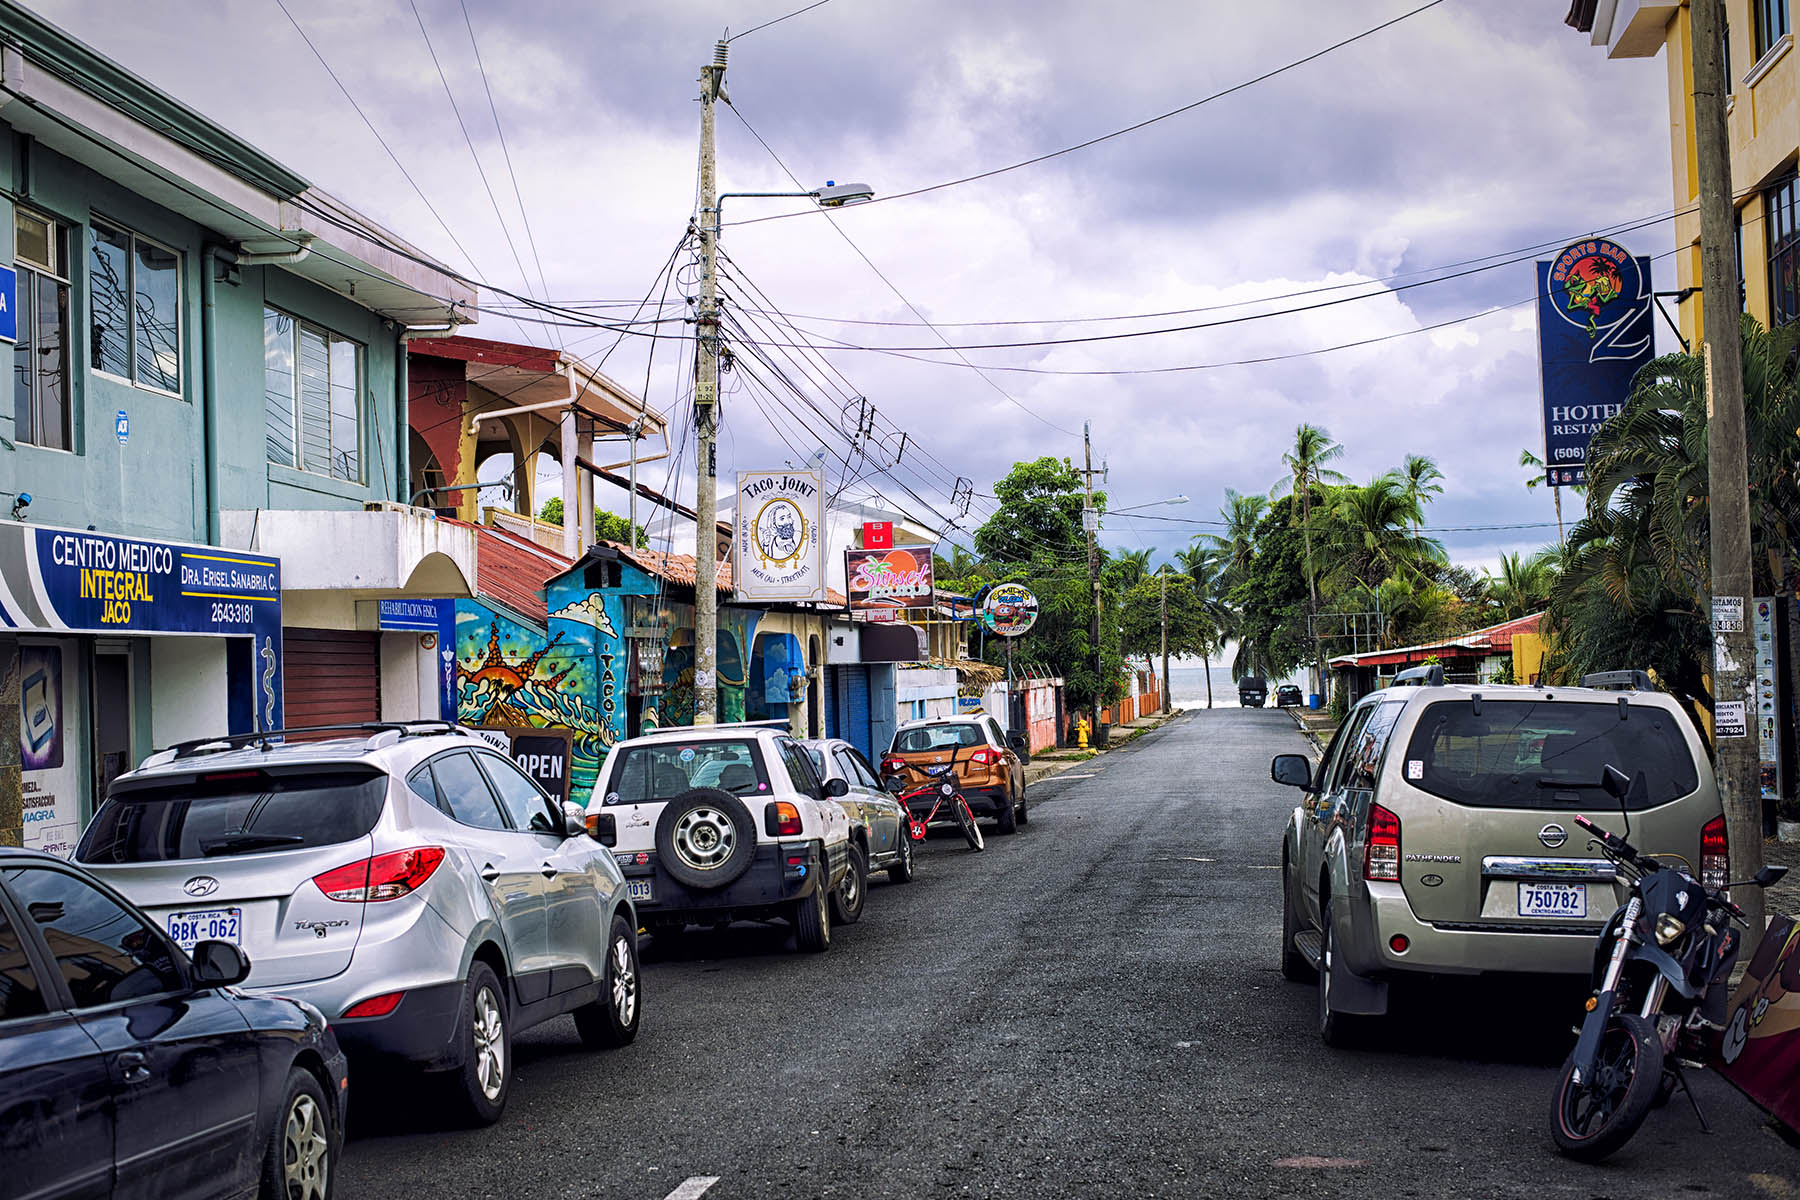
[1308, 693, 1323, 710]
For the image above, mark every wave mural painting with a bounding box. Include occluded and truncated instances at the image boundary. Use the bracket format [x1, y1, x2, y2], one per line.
[456, 605, 611, 805]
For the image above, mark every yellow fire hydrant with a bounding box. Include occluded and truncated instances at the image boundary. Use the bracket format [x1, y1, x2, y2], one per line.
[1075, 715, 1090, 750]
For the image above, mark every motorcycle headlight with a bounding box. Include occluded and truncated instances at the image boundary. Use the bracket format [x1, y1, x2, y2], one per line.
[1654, 913, 1686, 947]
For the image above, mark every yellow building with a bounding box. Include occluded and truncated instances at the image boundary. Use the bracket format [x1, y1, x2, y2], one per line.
[1574, 0, 1799, 343]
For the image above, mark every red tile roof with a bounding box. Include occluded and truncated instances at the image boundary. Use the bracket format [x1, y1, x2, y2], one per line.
[443, 519, 572, 625]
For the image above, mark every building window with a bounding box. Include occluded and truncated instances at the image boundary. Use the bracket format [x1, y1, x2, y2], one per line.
[14, 209, 72, 451]
[1767, 174, 1800, 327]
[88, 220, 181, 393]
[264, 307, 362, 482]
[1756, 0, 1790, 59]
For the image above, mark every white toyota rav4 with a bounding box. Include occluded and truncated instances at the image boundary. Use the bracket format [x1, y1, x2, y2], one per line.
[585, 722, 853, 952]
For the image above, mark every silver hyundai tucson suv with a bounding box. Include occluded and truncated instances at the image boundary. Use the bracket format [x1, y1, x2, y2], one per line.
[76, 721, 641, 1125]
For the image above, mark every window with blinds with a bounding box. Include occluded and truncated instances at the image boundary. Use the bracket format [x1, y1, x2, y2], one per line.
[264, 306, 363, 482]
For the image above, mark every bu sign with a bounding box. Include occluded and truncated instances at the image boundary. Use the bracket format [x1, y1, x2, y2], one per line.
[1535, 238, 1653, 486]
[846, 547, 933, 609]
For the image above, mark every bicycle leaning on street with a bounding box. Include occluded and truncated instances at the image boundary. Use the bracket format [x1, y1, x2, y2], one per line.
[884, 758, 986, 853]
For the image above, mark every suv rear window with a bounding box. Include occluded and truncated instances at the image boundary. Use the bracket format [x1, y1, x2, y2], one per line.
[77, 767, 388, 862]
[605, 739, 769, 803]
[1401, 700, 1699, 809]
[892, 724, 983, 752]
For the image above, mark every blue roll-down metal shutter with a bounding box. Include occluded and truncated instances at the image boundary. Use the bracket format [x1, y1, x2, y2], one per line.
[847, 667, 871, 760]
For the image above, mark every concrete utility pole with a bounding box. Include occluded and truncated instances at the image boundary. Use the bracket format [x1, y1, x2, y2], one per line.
[1690, 0, 1764, 931]
[1159, 568, 1170, 715]
[692, 39, 727, 726]
[1083, 422, 1103, 744]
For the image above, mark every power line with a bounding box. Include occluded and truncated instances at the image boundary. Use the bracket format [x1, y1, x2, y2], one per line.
[727, 0, 834, 42]
[408, 0, 535, 317]
[726, 0, 1449, 228]
[269, 0, 487, 280]
[724, 100, 1080, 438]
[459, 0, 557, 322]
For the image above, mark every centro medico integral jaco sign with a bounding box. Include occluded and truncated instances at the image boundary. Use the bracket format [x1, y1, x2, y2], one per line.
[43, 530, 279, 632]
[1534, 237, 1653, 487]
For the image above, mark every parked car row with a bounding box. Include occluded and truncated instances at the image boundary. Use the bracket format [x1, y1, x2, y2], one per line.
[1, 713, 1033, 1199]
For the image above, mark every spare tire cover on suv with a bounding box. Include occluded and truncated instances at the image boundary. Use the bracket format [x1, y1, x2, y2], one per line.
[654, 788, 758, 890]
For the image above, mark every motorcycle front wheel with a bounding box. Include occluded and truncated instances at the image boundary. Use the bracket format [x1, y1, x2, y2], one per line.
[953, 796, 986, 852]
[1549, 1012, 1664, 1162]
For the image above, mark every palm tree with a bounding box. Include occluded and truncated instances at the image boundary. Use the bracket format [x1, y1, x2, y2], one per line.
[1520, 448, 1568, 546]
[1399, 454, 1445, 537]
[1274, 424, 1346, 697]
[1199, 488, 1266, 587]
[1484, 548, 1558, 620]
[1107, 548, 1152, 590]
[1167, 547, 1234, 708]
[1309, 474, 1444, 594]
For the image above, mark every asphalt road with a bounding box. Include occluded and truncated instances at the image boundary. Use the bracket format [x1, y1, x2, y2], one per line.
[338, 709, 1798, 1199]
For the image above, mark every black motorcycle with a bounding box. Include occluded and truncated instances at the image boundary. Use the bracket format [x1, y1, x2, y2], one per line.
[1549, 764, 1788, 1161]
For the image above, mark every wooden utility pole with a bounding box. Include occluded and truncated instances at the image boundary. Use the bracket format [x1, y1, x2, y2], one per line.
[1083, 421, 1103, 744]
[1160, 568, 1170, 714]
[1690, 0, 1764, 930]
[692, 39, 727, 726]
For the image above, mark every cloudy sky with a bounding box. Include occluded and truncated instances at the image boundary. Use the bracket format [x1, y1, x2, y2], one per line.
[37, 0, 1677, 570]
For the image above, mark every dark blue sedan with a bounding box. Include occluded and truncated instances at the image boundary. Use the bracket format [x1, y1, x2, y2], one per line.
[0, 847, 348, 1199]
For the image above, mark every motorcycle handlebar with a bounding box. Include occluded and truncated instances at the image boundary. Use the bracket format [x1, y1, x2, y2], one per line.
[1573, 813, 1658, 872]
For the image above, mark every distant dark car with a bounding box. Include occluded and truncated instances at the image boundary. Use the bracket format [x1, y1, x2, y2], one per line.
[1238, 676, 1268, 707]
[0, 847, 348, 1200]
[1275, 684, 1304, 708]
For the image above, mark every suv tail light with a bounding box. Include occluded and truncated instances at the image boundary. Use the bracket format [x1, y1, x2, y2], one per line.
[883, 757, 905, 774]
[1365, 803, 1401, 882]
[1701, 815, 1728, 890]
[313, 847, 445, 902]
[341, 991, 405, 1019]
[767, 801, 803, 837]
[969, 748, 999, 767]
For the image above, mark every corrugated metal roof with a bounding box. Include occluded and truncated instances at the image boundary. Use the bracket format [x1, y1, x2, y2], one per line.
[1329, 613, 1545, 669]
[443, 519, 571, 625]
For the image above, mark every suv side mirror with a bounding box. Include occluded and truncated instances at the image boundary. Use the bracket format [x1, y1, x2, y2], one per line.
[824, 777, 849, 798]
[561, 801, 587, 838]
[190, 940, 251, 988]
[1270, 754, 1314, 791]
[1006, 732, 1030, 762]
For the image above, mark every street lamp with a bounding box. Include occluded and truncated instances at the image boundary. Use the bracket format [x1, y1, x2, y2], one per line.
[691, 37, 874, 726]
[1106, 493, 1189, 515]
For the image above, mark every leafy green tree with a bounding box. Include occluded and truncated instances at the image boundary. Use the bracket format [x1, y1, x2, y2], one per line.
[538, 497, 563, 526]
[973, 457, 1097, 564]
[1273, 424, 1346, 689]
[1483, 549, 1558, 620]
[1227, 496, 1313, 679]
[1120, 570, 1216, 662]
[1308, 474, 1443, 592]
[595, 511, 648, 549]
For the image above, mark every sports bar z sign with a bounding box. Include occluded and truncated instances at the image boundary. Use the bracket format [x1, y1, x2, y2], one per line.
[1534, 237, 1653, 487]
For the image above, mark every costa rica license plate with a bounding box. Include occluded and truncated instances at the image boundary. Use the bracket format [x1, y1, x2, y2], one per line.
[168, 907, 242, 950]
[1518, 882, 1585, 919]
[627, 879, 653, 903]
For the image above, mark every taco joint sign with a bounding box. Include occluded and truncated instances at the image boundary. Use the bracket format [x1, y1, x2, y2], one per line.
[734, 470, 825, 602]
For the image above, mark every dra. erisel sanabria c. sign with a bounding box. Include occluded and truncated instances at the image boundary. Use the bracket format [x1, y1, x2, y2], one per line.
[733, 470, 825, 602]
